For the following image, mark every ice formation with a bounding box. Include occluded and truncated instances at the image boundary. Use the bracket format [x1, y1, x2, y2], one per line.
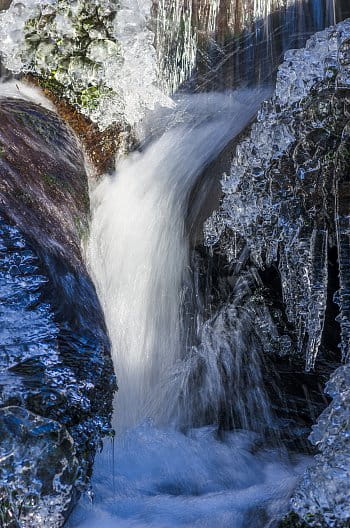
[0, 0, 170, 128]
[204, 19, 350, 526]
[0, 217, 78, 527]
[0, 96, 116, 527]
[292, 363, 350, 527]
[204, 19, 350, 370]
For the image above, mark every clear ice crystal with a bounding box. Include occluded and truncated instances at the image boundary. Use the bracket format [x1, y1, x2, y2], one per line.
[292, 364, 350, 527]
[0, 216, 92, 417]
[0, 0, 171, 129]
[0, 406, 78, 528]
[334, 139, 350, 364]
[0, 215, 94, 526]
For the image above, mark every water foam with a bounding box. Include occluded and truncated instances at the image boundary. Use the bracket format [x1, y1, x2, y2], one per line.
[69, 424, 309, 528]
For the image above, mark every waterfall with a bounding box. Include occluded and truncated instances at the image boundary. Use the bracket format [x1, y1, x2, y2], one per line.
[67, 89, 311, 528]
[153, 0, 341, 94]
[87, 90, 267, 430]
[0, 1, 350, 527]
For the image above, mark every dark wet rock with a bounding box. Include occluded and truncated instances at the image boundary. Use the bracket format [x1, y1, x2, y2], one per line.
[24, 74, 131, 176]
[0, 97, 90, 264]
[0, 98, 116, 526]
[278, 512, 309, 528]
[0, 1, 11, 9]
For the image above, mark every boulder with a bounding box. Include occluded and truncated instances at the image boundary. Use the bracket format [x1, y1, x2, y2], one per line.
[0, 92, 116, 527]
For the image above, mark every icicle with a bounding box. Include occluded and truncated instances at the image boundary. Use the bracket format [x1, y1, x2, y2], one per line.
[306, 227, 329, 370]
[204, 20, 350, 370]
[334, 154, 350, 363]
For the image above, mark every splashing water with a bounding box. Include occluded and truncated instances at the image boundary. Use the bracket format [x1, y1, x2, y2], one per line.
[70, 91, 312, 528]
[69, 424, 309, 528]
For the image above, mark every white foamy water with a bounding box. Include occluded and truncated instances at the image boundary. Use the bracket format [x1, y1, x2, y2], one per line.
[86, 91, 268, 430]
[0, 80, 55, 111]
[74, 91, 309, 528]
[69, 423, 309, 528]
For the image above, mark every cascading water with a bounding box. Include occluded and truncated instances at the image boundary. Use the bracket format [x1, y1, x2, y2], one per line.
[153, 0, 345, 95]
[86, 91, 270, 430]
[66, 91, 310, 527]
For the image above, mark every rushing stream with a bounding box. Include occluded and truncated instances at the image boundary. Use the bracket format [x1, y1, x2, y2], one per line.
[65, 92, 310, 528]
[68, 425, 308, 528]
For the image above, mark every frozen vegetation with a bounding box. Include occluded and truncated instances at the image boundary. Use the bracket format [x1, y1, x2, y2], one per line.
[0, 0, 170, 128]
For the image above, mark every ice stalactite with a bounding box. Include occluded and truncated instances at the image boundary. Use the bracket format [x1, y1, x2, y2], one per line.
[334, 127, 350, 364]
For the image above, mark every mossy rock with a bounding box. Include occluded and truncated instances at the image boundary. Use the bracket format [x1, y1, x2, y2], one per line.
[25, 74, 131, 175]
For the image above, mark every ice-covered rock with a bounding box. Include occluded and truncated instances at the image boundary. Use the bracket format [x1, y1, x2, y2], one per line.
[204, 19, 350, 527]
[0, 407, 78, 528]
[204, 19, 350, 370]
[292, 364, 350, 528]
[0, 94, 116, 527]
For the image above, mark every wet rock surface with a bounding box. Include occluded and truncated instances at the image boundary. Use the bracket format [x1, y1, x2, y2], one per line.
[0, 97, 89, 265]
[24, 74, 130, 175]
[0, 98, 116, 526]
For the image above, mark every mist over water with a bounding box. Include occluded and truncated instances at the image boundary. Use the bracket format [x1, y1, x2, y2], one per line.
[70, 91, 310, 528]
